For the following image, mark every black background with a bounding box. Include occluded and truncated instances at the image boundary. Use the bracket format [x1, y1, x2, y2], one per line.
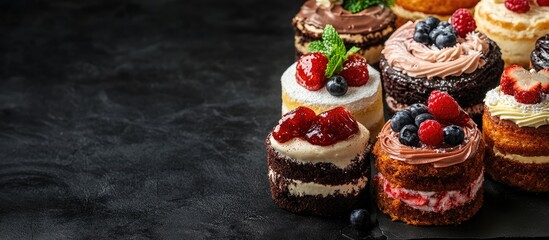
[1, 0, 548, 239]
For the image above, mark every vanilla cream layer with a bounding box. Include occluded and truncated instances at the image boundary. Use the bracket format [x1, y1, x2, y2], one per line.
[269, 168, 367, 197]
[378, 172, 483, 212]
[493, 146, 549, 164]
[270, 124, 369, 169]
[484, 87, 549, 128]
[390, 4, 456, 21]
[281, 62, 381, 113]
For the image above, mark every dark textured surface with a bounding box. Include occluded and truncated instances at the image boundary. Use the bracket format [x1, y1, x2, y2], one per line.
[0, 0, 548, 239]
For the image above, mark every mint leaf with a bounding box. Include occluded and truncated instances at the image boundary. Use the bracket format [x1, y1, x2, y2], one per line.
[308, 41, 325, 53]
[343, 0, 383, 14]
[310, 25, 362, 78]
[346, 46, 360, 57]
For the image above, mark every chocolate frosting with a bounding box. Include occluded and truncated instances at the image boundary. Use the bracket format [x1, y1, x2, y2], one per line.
[531, 34, 549, 71]
[295, 0, 396, 34]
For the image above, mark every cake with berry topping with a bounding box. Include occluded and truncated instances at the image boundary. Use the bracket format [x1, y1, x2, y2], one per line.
[282, 25, 384, 141]
[267, 106, 371, 216]
[474, 0, 549, 67]
[374, 91, 484, 225]
[381, 10, 504, 120]
[292, 0, 396, 63]
[483, 65, 549, 192]
[531, 34, 549, 71]
[390, 0, 479, 27]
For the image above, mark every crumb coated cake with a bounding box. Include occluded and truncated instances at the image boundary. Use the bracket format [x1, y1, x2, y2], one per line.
[474, 0, 549, 67]
[531, 34, 549, 71]
[282, 25, 384, 141]
[483, 65, 549, 192]
[267, 107, 371, 216]
[374, 91, 484, 225]
[292, 0, 396, 63]
[381, 11, 504, 119]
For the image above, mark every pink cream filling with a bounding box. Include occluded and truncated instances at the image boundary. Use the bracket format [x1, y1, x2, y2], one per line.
[375, 171, 483, 213]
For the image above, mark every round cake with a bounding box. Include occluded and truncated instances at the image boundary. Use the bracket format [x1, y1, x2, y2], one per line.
[483, 65, 549, 192]
[531, 34, 549, 71]
[381, 12, 504, 120]
[390, 0, 479, 27]
[474, 0, 549, 67]
[267, 107, 371, 216]
[292, 0, 396, 64]
[374, 91, 484, 225]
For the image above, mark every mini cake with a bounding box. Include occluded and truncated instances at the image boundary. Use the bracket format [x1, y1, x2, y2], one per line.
[381, 10, 504, 119]
[267, 106, 371, 216]
[483, 65, 549, 192]
[374, 91, 484, 225]
[474, 0, 549, 67]
[390, 0, 479, 27]
[282, 25, 384, 141]
[531, 34, 549, 71]
[292, 0, 396, 63]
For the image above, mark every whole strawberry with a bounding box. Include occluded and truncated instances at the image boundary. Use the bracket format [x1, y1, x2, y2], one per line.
[451, 9, 476, 38]
[296, 52, 328, 91]
[340, 54, 369, 87]
[505, 0, 530, 13]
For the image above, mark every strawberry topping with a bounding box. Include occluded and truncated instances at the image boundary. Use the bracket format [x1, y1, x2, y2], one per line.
[500, 65, 548, 104]
[505, 0, 530, 13]
[272, 107, 317, 143]
[305, 107, 358, 146]
[339, 54, 370, 87]
[296, 53, 328, 91]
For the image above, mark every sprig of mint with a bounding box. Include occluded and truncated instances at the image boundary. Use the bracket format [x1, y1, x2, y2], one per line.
[343, 0, 385, 13]
[308, 25, 360, 78]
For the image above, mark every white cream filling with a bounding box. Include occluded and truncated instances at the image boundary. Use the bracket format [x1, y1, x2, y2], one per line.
[269, 168, 368, 197]
[493, 146, 549, 164]
[270, 124, 369, 169]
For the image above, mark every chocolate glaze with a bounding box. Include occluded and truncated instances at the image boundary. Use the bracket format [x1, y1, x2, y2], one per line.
[295, 0, 396, 34]
[381, 39, 503, 111]
[531, 34, 549, 71]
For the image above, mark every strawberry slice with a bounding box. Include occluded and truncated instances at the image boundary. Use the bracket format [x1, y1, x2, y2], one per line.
[502, 65, 546, 104]
[500, 65, 521, 95]
[296, 53, 329, 91]
[305, 107, 358, 146]
[513, 77, 542, 104]
[538, 69, 549, 94]
[339, 54, 369, 87]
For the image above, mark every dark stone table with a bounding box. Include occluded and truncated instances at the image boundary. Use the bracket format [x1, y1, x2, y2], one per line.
[1, 0, 548, 239]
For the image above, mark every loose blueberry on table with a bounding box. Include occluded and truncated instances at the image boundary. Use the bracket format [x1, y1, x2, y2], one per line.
[350, 209, 371, 230]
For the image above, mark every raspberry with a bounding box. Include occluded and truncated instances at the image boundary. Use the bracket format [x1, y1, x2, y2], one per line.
[427, 90, 460, 121]
[296, 53, 328, 91]
[505, 0, 530, 13]
[339, 54, 369, 87]
[452, 109, 471, 127]
[418, 120, 444, 147]
[305, 107, 358, 146]
[538, 0, 549, 6]
[450, 9, 476, 38]
[272, 106, 316, 143]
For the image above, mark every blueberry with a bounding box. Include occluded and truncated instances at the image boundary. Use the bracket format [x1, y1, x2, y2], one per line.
[443, 125, 465, 146]
[409, 103, 428, 118]
[429, 29, 442, 44]
[425, 17, 440, 29]
[350, 209, 370, 230]
[415, 21, 432, 33]
[413, 31, 431, 44]
[438, 21, 450, 28]
[435, 32, 457, 49]
[390, 110, 414, 132]
[415, 113, 434, 127]
[399, 124, 419, 146]
[326, 75, 348, 96]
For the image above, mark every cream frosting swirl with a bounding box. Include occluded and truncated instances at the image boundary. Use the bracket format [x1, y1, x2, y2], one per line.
[382, 21, 490, 79]
[377, 121, 481, 168]
[484, 87, 549, 128]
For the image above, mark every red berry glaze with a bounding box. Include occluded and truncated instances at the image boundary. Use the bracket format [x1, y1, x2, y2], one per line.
[418, 120, 444, 147]
[272, 106, 316, 143]
[305, 107, 358, 146]
[427, 90, 460, 121]
[339, 54, 369, 87]
[296, 53, 329, 91]
[538, 0, 549, 6]
[451, 9, 476, 38]
[505, 0, 530, 13]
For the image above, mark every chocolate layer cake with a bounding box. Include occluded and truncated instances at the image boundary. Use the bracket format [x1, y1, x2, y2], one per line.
[531, 34, 549, 71]
[292, 0, 396, 64]
[381, 21, 504, 119]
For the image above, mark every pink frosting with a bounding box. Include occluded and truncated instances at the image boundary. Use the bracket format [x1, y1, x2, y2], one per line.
[382, 21, 490, 79]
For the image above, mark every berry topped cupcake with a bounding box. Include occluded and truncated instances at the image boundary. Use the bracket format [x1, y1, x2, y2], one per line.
[267, 106, 371, 216]
[531, 34, 549, 71]
[483, 65, 549, 192]
[374, 91, 484, 225]
[292, 0, 396, 64]
[475, 0, 549, 67]
[282, 25, 384, 141]
[381, 9, 504, 119]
